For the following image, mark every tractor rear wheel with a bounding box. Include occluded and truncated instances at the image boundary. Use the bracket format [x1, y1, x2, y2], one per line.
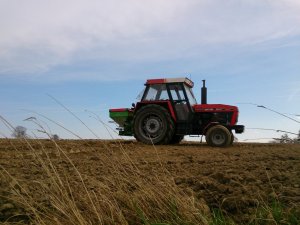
[133, 105, 175, 145]
[205, 125, 231, 147]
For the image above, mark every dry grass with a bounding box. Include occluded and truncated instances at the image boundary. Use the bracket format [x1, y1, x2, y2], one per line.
[0, 137, 209, 225]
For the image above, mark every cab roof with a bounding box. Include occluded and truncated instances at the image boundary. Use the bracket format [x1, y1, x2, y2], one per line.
[145, 77, 194, 88]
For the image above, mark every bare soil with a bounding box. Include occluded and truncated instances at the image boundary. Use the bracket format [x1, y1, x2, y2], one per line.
[0, 139, 299, 224]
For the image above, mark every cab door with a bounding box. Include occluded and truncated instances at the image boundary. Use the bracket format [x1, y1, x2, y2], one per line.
[168, 84, 192, 122]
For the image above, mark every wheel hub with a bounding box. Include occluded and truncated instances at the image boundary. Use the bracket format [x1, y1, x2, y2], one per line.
[145, 118, 161, 134]
[212, 132, 225, 145]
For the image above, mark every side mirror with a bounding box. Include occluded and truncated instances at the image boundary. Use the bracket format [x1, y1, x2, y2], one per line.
[131, 103, 136, 108]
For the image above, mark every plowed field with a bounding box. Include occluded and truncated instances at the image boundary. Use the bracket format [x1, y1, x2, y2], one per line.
[1, 139, 299, 224]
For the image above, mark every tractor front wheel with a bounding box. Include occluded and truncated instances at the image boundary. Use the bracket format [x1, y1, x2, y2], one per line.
[133, 105, 175, 145]
[205, 125, 231, 147]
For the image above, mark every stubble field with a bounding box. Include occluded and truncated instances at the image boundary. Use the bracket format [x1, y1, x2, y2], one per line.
[0, 139, 299, 224]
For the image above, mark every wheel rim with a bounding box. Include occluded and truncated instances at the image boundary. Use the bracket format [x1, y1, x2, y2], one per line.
[211, 131, 226, 145]
[141, 115, 163, 139]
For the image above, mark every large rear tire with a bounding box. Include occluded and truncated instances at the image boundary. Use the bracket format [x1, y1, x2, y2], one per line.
[133, 105, 175, 145]
[205, 125, 231, 147]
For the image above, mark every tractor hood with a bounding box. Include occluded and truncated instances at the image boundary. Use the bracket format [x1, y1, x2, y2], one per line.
[193, 104, 239, 126]
[193, 104, 238, 112]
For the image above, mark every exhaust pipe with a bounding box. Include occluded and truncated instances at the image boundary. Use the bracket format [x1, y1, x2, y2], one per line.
[201, 80, 207, 104]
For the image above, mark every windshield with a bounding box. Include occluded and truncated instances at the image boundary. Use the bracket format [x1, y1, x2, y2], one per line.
[136, 87, 145, 101]
[184, 85, 197, 105]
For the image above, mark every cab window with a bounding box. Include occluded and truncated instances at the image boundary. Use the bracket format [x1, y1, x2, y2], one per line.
[143, 84, 168, 101]
[184, 85, 197, 105]
[169, 84, 186, 101]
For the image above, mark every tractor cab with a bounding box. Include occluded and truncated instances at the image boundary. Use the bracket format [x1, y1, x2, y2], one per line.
[137, 78, 196, 122]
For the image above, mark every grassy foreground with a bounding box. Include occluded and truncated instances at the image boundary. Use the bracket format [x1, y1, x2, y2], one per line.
[0, 138, 299, 225]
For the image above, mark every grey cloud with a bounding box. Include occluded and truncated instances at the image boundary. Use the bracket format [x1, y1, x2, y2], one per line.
[0, 0, 299, 78]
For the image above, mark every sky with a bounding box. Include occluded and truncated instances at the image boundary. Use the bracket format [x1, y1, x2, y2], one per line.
[0, 0, 300, 142]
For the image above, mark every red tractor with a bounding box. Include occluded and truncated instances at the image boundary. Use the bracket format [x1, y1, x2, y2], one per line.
[109, 78, 244, 147]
